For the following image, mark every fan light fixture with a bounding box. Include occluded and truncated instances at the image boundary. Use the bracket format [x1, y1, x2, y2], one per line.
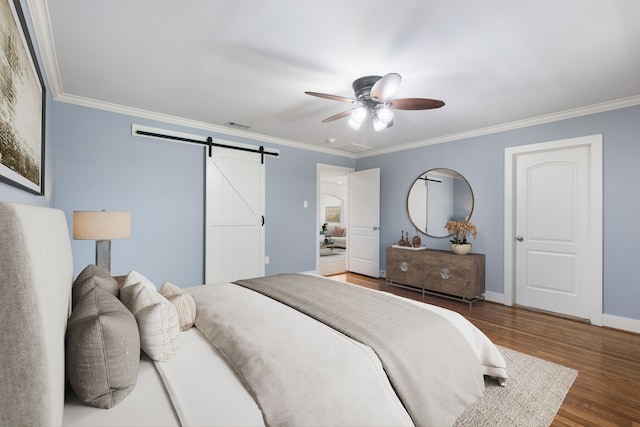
[347, 107, 367, 130]
[373, 107, 394, 131]
[348, 106, 394, 132]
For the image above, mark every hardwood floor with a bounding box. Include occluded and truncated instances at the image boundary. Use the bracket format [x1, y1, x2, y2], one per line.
[329, 272, 640, 427]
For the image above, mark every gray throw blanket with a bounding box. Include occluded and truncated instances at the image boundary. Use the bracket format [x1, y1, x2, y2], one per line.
[189, 281, 414, 427]
[235, 274, 485, 427]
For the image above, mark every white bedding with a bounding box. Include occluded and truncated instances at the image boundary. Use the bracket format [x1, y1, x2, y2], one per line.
[63, 354, 179, 427]
[64, 328, 262, 427]
[64, 280, 507, 427]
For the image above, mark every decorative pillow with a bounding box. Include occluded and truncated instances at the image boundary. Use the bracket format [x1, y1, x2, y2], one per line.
[66, 287, 140, 409]
[122, 270, 157, 291]
[120, 282, 180, 361]
[159, 282, 197, 331]
[334, 226, 345, 237]
[72, 264, 118, 308]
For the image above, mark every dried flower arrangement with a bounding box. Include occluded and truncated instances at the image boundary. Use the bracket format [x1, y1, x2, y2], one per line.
[445, 220, 478, 245]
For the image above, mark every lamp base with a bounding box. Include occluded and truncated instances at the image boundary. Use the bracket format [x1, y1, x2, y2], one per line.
[96, 240, 112, 274]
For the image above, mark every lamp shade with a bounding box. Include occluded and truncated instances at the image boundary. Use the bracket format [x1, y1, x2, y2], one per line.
[73, 211, 131, 240]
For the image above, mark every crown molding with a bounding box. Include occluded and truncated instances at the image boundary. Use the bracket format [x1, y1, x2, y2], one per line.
[54, 92, 356, 159]
[26, 0, 63, 97]
[357, 95, 640, 158]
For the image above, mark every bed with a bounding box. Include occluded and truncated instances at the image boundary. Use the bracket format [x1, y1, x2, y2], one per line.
[0, 201, 507, 427]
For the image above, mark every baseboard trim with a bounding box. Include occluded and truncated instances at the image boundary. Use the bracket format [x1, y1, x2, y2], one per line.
[484, 291, 504, 304]
[602, 314, 640, 334]
[482, 293, 639, 334]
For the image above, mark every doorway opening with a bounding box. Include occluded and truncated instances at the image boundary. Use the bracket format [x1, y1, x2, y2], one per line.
[317, 164, 352, 276]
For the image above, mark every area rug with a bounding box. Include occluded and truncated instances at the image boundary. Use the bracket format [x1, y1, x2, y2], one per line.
[454, 346, 578, 427]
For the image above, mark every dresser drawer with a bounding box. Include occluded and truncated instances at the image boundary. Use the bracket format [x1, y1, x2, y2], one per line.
[424, 268, 473, 298]
[386, 248, 423, 288]
[424, 254, 484, 298]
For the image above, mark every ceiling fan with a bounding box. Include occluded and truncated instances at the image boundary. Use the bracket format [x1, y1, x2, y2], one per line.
[305, 73, 445, 131]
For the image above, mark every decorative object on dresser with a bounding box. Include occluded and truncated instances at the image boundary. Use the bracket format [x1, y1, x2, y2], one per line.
[411, 229, 422, 248]
[446, 220, 477, 255]
[386, 246, 485, 306]
[397, 230, 408, 246]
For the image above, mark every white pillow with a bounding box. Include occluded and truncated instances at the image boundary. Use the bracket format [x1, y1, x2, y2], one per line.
[122, 270, 157, 291]
[120, 281, 180, 362]
[159, 282, 197, 331]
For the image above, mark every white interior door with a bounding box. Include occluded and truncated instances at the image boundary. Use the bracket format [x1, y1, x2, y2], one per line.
[206, 147, 264, 283]
[514, 145, 591, 318]
[348, 168, 380, 277]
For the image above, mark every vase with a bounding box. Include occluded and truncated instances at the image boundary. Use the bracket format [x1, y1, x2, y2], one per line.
[450, 243, 472, 255]
[412, 232, 421, 248]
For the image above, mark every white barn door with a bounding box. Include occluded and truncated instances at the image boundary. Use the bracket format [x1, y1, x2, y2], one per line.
[206, 147, 265, 283]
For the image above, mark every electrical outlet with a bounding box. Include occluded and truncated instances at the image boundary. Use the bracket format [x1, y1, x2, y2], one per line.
[264, 256, 270, 264]
[379, 270, 386, 278]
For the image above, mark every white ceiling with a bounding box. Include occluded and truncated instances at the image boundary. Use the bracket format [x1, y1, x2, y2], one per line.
[29, 0, 640, 156]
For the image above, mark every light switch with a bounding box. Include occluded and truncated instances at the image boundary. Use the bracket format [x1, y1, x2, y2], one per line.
[304, 201, 308, 208]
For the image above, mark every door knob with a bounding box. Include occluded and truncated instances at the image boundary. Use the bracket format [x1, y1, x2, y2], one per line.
[516, 235, 524, 241]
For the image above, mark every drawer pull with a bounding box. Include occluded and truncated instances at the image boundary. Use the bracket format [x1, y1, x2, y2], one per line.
[440, 268, 450, 279]
[400, 261, 409, 272]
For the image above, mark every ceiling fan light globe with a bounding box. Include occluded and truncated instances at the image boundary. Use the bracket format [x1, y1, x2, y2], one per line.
[376, 107, 393, 124]
[348, 116, 363, 130]
[373, 117, 386, 131]
[351, 107, 367, 122]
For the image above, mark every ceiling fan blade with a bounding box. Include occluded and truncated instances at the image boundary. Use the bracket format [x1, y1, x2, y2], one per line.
[321, 109, 356, 123]
[370, 73, 402, 101]
[388, 98, 445, 110]
[305, 91, 357, 104]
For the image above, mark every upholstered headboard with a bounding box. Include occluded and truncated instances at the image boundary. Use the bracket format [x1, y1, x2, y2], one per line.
[0, 202, 73, 426]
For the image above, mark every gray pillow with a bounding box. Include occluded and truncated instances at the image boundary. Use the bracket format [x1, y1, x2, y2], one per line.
[72, 264, 118, 308]
[66, 287, 140, 409]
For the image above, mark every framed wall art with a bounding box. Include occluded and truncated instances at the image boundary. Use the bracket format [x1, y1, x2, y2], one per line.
[325, 206, 341, 223]
[0, 0, 46, 195]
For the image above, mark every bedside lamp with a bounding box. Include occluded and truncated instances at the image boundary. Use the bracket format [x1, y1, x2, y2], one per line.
[73, 210, 131, 274]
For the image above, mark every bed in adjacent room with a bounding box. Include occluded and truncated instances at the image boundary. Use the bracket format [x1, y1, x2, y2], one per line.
[0, 201, 507, 427]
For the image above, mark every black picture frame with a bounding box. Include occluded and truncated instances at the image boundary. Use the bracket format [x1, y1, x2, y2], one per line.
[0, 0, 46, 195]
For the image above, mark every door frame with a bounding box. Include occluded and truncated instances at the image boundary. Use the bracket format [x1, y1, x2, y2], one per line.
[503, 134, 603, 325]
[316, 164, 354, 273]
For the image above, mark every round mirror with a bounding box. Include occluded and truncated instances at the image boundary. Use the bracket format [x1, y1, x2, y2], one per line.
[407, 168, 474, 237]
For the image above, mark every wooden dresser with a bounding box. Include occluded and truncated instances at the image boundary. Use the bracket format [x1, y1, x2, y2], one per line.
[386, 247, 485, 306]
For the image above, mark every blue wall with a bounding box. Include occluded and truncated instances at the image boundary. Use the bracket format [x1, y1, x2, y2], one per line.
[50, 101, 354, 286]
[356, 105, 640, 321]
